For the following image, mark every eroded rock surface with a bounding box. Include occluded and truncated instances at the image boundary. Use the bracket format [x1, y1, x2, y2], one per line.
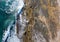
[17, 0, 60, 42]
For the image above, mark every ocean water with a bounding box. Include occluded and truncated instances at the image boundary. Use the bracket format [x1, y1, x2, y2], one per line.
[0, 0, 24, 42]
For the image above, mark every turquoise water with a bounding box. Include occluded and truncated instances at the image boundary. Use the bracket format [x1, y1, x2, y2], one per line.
[0, 1, 15, 42]
[0, 9, 15, 42]
[0, 10, 14, 42]
[0, 0, 24, 42]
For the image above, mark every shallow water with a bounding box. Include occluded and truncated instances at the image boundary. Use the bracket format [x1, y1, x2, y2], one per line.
[0, 0, 24, 42]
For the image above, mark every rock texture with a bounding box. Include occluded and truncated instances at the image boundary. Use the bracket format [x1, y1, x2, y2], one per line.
[17, 0, 60, 42]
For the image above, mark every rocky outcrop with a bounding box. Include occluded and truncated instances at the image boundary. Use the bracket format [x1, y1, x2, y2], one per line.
[16, 0, 60, 42]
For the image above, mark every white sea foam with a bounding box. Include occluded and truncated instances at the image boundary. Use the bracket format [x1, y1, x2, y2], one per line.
[2, 0, 24, 42]
[0, 0, 24, 14]
[2, 21, 14, 42]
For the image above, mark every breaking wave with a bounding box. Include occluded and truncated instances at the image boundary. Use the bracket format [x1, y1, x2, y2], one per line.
[2, 0, 24, 42]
